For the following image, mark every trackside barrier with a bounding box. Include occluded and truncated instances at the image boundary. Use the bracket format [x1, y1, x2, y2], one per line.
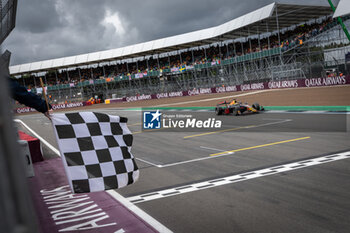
[18, 130, 44, 163]
[113, 75, 350, 103]
[15, 76, 350, 114]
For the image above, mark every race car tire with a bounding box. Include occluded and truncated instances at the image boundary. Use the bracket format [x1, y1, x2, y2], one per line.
[252, 103, 260, 111]
[215, 107, 223, 115]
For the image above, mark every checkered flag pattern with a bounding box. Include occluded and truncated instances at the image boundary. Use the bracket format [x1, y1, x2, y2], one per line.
[51, 112, 139, 193]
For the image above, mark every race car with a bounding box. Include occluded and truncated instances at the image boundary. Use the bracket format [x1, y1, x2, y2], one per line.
[86, 97, 102, 105]
[215, 99, 264, 115]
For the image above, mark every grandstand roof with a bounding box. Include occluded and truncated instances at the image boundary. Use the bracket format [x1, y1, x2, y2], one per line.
[10, 2, 333, 76]
[333, 0, 350, 18]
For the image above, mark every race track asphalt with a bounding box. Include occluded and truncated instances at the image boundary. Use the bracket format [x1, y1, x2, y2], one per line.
[16, 109, 350, 233]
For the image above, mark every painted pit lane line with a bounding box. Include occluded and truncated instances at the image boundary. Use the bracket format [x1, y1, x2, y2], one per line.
[127, 151, 350, 204]
[14, 118, 173, 233]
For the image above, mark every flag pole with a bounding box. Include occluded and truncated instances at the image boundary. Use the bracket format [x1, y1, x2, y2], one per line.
[39, 77, 50, 112]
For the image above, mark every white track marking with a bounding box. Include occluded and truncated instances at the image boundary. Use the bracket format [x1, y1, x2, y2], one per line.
[199, 146, 226, 152]
[127, 151, 350, 204]
[262, 118, 290, 121]
[106, 190, 173, 233]
[254, 119, 292, 127]
[154, 90, 269, 107]
[136, 152, 234, 168]
[136, 157, 161, 167]
[158, 152, 234, 168]
[15, 118, 173, 233]
[14, 119, 61, 156]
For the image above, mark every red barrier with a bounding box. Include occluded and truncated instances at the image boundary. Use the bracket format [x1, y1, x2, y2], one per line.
[18, 130, 43, 163]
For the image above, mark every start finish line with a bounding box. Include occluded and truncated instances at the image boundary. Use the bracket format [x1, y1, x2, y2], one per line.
[28, 157, 158, 233]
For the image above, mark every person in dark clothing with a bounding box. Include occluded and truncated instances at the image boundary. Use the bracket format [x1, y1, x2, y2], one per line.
[9, 78, 52, 119]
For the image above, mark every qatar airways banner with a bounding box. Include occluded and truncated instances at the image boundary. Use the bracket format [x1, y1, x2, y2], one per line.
[228, 75, 349, 92]
[301, 76, 348, 88]
[214, 86, 239, 93]
[15, 101, 87, 114]
[125, 94, 153, 102]
[262, 76, 348, 90]
[124, 75, 349, 102]
[156, 91, 184, 99]
[238, 76, 349, 91]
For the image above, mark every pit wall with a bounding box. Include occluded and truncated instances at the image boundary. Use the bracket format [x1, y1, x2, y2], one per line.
[14, 76, 350, 114]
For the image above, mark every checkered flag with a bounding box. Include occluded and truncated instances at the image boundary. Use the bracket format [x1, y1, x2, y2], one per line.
[51, 112, 139, 193]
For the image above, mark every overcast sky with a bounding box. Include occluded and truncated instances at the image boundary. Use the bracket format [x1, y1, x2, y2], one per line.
[3, 0, 334, 66]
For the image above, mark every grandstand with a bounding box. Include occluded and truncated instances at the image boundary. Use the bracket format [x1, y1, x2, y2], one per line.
[9, 2, 350, 104]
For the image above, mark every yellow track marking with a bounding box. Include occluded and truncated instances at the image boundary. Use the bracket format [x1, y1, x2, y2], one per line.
[210, 136, 311, 156]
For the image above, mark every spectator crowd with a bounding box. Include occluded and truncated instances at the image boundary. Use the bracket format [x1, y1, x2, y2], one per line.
[16, 16, 348, 90]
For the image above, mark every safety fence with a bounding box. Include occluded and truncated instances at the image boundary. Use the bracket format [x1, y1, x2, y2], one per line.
[14, 75, 350, 114]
